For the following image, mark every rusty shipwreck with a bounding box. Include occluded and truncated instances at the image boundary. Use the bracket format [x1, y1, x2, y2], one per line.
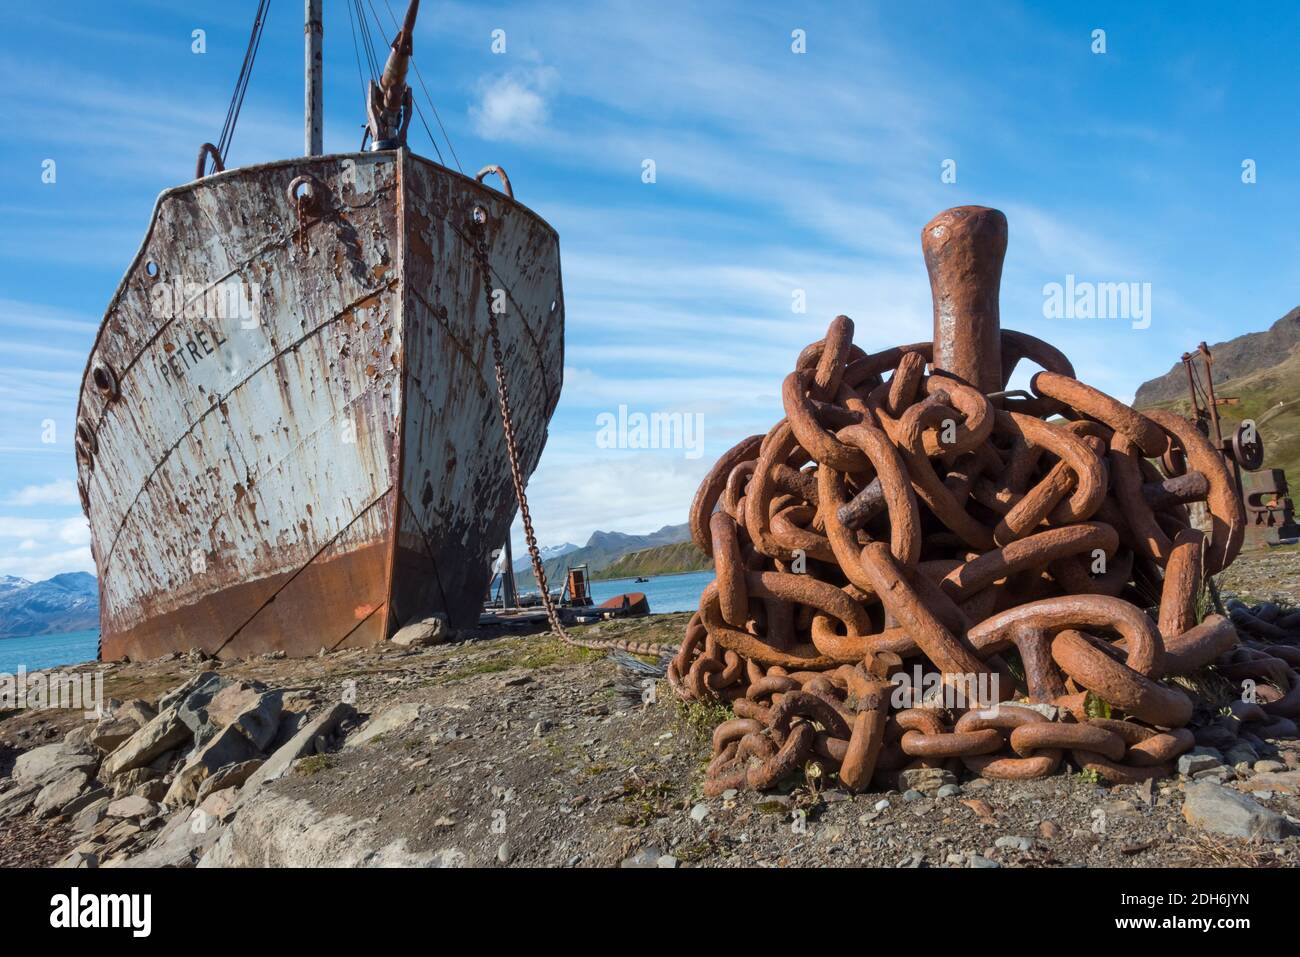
[74, 1, 564, 660]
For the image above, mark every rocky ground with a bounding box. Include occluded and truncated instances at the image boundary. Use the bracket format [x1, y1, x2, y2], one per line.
[1, 548, 1299, 869]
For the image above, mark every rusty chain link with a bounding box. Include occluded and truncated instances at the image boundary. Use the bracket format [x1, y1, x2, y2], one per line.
[470, 208, 674, 656]
[672, 310, 1300, 797]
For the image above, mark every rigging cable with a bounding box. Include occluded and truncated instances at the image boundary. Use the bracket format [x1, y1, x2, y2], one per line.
[209, 0, 271, 176]
[369, 0, 459, 171]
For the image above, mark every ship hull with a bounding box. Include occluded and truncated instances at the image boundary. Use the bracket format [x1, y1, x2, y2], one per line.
[76, 151, 563, 660]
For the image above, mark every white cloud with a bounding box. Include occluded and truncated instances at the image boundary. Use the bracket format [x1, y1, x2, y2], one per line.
[4, 480, 80, 506]
[470, 69, 555, 140]
[0, 545, 94, 581]
[0, 515, 89, 545]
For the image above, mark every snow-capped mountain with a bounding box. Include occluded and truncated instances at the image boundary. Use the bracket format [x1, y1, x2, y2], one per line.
[0, 572, 99, 639]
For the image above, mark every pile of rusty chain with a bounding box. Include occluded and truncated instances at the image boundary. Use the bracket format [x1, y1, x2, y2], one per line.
[670, 313, 1300, 795]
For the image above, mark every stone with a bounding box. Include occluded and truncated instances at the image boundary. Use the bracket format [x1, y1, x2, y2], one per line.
[204, 682, 282, 750]
[1004, 701, 1059, 720]
[62, 724, 94, 752]
[12, 742, 99, 787]
[106, 795, 163, 820]
[689, 803, 710, 824]
[116, 699, 158, 727]
[1101, 799, 1141, 820]
[968, 854, 1001, 868]
[32, 769, 90, 819]
[1038, 820, 1061, 839]
[1238, 770, 1300, 796]
[158, 671, 221, 714]
[936, 784, 962, 798]
[0, 782, 41, 820]
[1177, 747, 1224, 776]
[234, 703, 356, 805]
[656, 855, 679, 869]
[873, 799, 891, 812]
[902, 789, 925, 803]
[111, 768, 161, 798]
[163, 724, 261, 806]
[194, 759, 264, 802]
[620, 848, 663, 868]
[62, 787, 112, 818]
[1181, 781, 1295, 841]
[197, 788, 239, 823]
[344, 702, 422, 749]
[995, 835, 1033, 851]
[55, 851, 98, 869]
[390, 614, 450, 647]
[100, 707, 192, 780]
[1254, 760, 1286, 774]
[119, 807, 225, 869]
[69, 797, 111, 835]
[90, 715, 142, 754]
[175, 673, 235, 746]
[199, 789, 451, 867]
[898, 767, 957, 793]
[135, 779, 169, 803]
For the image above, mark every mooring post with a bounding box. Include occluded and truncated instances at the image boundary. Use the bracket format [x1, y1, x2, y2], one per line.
[305, 0, 323, 155]
[922, 206, 1007, 394]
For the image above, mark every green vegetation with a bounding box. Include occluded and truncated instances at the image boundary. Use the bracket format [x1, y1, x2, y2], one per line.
[594, 541, 711, 580]
[1136, 348, 1300, 482]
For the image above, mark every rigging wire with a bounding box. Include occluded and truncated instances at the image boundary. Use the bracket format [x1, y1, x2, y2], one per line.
[371, 0, 461, 171]
[210, 0, 271, 175]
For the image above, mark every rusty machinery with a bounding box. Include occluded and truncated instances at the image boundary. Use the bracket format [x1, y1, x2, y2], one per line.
[1178, 342, 1299, 548]
[669, 206, 1300, 797]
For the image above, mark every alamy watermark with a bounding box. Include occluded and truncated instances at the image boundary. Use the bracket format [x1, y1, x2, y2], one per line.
[1042, 275, 1151, 330]
[596, 404, 704, 459]
[890, 665, 1001, 711]
[150, 277, 261, 329]
[0, 666, 105, 718]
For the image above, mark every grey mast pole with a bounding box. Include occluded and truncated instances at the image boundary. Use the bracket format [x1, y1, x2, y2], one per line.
[305, 0, 323, 155]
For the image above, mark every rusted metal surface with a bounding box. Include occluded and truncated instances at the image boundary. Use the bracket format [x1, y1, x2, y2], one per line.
[78, 150, 563, 660]
[671, 205, 1300, 796]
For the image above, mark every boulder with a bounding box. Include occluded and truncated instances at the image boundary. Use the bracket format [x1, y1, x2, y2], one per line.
[54, 851, 98, 869]
[120, 807, 224, 868]
[69, 797, 112, 835]
[173, 673, 233, 746]
[100, 707, 192, 780]
[195, 759, 264, 802]
[163, 724, 261, 806]
[344, 702, 422, 749]
[1181, 781, 1295, 841]
[32, 769, 91, 819]
[158, 671, 221, 713]
[105, 795, 163, 821]
[0, 782, 41, 821]
[1238, 770, 1300, 796]
[62, 787, 112, 818]
[197, 787, 239, 823]
[1177, 747, 1224, 776]
[111, 767, 161, 798]
[390, 614, 450, 647]
[204, 682, 282, 750]
[200, 790, 456, 867]
[235, 703, 355, 805]
[12, 742, 99, 787]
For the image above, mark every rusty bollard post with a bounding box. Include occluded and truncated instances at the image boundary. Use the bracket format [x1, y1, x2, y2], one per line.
[923, 205, 1007, 394]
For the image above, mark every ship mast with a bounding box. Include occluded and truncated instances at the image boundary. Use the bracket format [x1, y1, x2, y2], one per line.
[305, 0, 323, 155]
[367, 0, 420, 149]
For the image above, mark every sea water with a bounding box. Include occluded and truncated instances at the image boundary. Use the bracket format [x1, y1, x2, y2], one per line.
[588, 569, 714, 614]
[0, 629, 100, 674]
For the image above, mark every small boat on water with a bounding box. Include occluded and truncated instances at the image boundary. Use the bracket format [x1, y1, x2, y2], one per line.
[77, 1, 563, 661]
[634, 576, 650, 583]
[596, 592, 650, 618]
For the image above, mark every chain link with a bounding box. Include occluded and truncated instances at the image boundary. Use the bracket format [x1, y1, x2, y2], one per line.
[471, 213, 675, 656]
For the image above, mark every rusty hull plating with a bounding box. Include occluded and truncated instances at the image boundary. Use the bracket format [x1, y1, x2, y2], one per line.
[77, 150, 564, 661]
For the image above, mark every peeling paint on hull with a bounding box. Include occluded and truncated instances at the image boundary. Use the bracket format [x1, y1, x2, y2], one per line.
[76, 151, 563, 661]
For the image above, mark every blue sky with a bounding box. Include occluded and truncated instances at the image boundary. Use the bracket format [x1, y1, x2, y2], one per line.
[1, 0, 1298, 582]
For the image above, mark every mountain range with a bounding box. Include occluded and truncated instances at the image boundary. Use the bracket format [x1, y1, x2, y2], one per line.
[0, 572, 99, 639]
[1133, 307, 1300, 481]
[514, 523, 694, 587]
